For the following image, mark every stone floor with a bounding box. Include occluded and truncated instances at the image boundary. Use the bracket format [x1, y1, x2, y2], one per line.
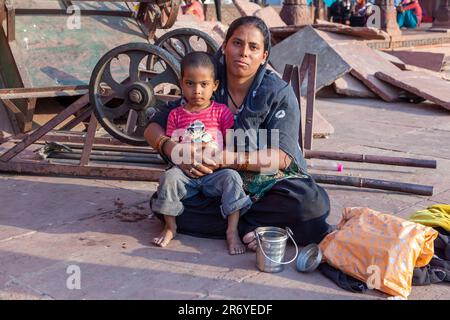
[1, 94, 449, 300]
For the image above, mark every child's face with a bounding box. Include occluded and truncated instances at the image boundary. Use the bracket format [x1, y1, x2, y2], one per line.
[181, 66, 219, 108]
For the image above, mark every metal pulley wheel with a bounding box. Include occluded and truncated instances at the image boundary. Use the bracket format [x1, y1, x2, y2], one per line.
[155, 28, 220, 61]
[89, 42, 180, 146]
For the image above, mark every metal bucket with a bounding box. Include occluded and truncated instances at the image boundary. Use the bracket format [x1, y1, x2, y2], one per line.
[255, 227, 298, 273]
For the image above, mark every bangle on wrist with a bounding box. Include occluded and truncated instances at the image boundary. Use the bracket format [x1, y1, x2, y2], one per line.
[155, 135, 170, 156]
[237, 152, 249, 171]
[160, 137, 172, 158]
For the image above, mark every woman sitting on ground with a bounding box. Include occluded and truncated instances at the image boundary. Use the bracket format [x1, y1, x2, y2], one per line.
[145, 16, 332, 251]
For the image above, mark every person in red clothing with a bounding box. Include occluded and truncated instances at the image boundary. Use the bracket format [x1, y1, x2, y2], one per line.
[181, 0, 205, 21]
[397, 0, 423, 28]
[152, 52, 251, 255]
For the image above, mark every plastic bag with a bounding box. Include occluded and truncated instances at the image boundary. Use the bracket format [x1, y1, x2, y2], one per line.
[319, 207, 438, 298]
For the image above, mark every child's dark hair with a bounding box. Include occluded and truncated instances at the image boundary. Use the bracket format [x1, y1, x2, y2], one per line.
[225, 16, 270, 52]
[180, 52, 217, 80]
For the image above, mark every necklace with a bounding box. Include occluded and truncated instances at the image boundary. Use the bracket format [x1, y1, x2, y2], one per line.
[226, 89, 241, 111]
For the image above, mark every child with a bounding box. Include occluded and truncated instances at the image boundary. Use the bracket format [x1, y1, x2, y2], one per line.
[151, 52, 252, 255]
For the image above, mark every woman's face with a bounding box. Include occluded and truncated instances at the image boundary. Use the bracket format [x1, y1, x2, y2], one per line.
[223, 24, 268, 79]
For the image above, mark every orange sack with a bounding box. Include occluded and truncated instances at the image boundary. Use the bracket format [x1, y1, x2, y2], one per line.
[319, 207, 438, 298]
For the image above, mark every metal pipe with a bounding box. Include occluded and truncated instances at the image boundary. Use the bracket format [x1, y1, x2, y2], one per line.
[60, 143, 157, 155]
[305, 150, 436, 169]
[53, 148, 162, 159]
[311, 174, 433, 196]
[47, 152, 166, 165]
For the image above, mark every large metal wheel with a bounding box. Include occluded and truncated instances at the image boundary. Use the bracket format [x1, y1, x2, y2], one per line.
[89, 42, 181, 146]
[155, 28, 220, 62]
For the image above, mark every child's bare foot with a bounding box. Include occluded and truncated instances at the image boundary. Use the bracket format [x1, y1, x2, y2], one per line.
[226, 230, 246, 255]
[153, 227, 176, 247]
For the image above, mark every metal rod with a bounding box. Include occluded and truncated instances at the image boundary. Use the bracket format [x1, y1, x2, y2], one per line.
[304, 150, 437, 169]
[48, 152, 166, 165]
[311, 174, 433, 196]
[14, 9, 134, 17]
[50, 148, 161, 159]
[49, 142, 156, 154]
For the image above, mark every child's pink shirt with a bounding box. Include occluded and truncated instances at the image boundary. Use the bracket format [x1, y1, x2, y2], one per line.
[166, 101, 234, 146]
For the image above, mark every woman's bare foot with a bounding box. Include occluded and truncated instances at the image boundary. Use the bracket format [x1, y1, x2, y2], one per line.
[153, 227, 176, 247]
[242, 231, 258, 252]
[227, 230, 246, 255]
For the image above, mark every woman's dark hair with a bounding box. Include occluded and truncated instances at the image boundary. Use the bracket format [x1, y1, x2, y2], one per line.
[180, 51, 217, 80]
[224, 16, 270, 52]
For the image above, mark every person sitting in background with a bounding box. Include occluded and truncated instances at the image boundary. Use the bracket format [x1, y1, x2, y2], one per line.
[182, 0, 205, 21]
[397, 0, 423, 29]
[329, 0, 354, 25]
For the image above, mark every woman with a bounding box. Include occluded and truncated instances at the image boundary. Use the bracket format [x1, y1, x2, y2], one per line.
[144, 16, 331, 251]
[397, 0, 422, 29]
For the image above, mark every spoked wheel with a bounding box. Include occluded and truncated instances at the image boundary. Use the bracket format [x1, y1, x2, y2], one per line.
[157, 0, 180, 29]
[155, 28, 220, 62]
[142, 0, 181, 39]
[89, 42, 181, 146]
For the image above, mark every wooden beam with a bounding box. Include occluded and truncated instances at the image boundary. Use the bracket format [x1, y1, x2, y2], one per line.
[5, 0, 14, 42]
[0, 158, 165, 182]
[23, 97, 36, 132]
[14, 8, 133, 18]
[60, 107, 92, 131]
[303, 53, 317, 151]
[0, 0, 5, 23]
[0, 85, 89, 99]
[79, 114, 98, 166]
[3, 103, 20, 135]
[2, 98, 24, 130]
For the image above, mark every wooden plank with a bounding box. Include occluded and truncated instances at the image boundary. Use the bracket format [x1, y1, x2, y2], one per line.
[2, 103, 20, 135]
[0, 85, 89, 99]
[304, 54, 317, 151]
[5, 0, 14, 42]
[2, 98, 24, 130]
[79, 113, 97, 166]
[0, 0, 5, 22]
[375, 71, 450, 111]
[9, 14, 146, 88]
[0, 158, 165, 181]
[60, 106, 92, 131]
[23, 97, 36, 132]
[0, 94, 89, 162]
[15, 9, 133, 17]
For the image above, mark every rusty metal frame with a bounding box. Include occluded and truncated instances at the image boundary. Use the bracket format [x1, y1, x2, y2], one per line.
[0, 92, 175, 176]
